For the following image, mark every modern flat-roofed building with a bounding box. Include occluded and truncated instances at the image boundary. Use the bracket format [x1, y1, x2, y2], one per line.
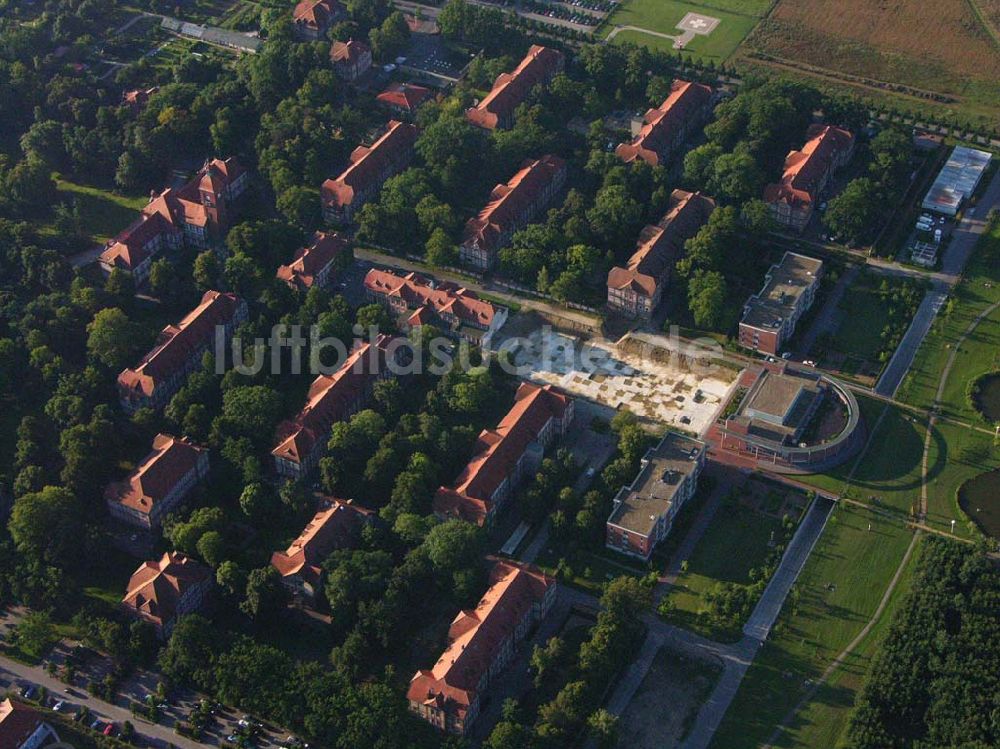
[921, 145, 992, 216]
[122, 551, 213, 638]
[738, 252, 822, 356]
[764, 124, 854, 231]
[105, 434, 210, 530]
[614, 79, 713, 167]
[460, 155, 566, 271]
[433, 383, 573, 527]
[321, 121, 417, 224]
[407, 559, 556, 735]
[117, 290, 247, 413]
[606, 189, 716, 318]
[606, 432, 705, 560]
[465, 45, 564, 131]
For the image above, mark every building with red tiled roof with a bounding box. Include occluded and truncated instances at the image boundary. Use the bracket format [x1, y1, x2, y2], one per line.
[465, 45, 564, 131]
[117, 290, 247, 412]
[407, 559, 556, 735]
[615, 80, 714, 167]
[292, 0, 345, 40]
[330, 39, 372, 81]
[460, 155, 566, 271]
[764, 124, 855, 231]
[607, 189, 716, 318]
[99, 157, 249, 283]
[376, 82, 433, 116]
[321, 120, 418, 224]
[0, 698, 59, 749]
[270, 498, 373, 599]
[363, 268, 508, 345]
[122, 86, 158, 111]
[272, 335, 400, 480]
[121, 552, 213, 638]
[434, 383, 573, 527]
[105, 435, 210, 530]
[276, 231, 350, 292]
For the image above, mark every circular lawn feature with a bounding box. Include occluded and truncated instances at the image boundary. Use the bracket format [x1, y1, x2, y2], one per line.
[958, 469, 1000, 541]
[969, 371, 1000, 423]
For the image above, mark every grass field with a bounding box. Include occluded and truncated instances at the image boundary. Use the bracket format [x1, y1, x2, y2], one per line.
[710, 503, 916, 748]
[924, 420, 1000, 539]
[50, 174, 148, 244]
[737, 0, 1000, 124]
[602, 0, 769, 62]
[665, 500, 782, 641]
[899, 220, 1000, 418]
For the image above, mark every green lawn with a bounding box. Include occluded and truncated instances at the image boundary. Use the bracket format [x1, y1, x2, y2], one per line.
[664, 500, 782, 641]
[898, 219, 1000, 417]
[50, 174, 148, 244]
[710, 503, 917, 749]
[763, 532, 920, 748]
[924, 419, 1000, 539]
[602, 0, 766, 62]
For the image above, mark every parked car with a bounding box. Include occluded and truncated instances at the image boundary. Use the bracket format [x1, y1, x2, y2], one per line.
[52, 701, 65, 712]
[103, 723, 116, 737]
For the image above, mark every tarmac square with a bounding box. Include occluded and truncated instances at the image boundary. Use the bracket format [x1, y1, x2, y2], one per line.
[502, 328, 738, 435]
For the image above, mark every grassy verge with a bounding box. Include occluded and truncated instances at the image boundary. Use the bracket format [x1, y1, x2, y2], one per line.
[898, 219, 1000, 416]
[710, 503, 916, 749]
[924, 419, 1000, 539]
[50, 174, 149, 245]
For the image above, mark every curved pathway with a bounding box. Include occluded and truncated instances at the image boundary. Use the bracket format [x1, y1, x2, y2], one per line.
[605, 24, 682, 45]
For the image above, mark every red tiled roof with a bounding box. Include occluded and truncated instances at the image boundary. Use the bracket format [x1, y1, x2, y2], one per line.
[364, 268, 499, 328]
[271, 335, 396, 466]
[123, 86, 158, 107]
[104, 434, 208, 517]
[270, 499, 372, 588]
[0, 698, 50, 749]
[764, 124, 855, 210]
[462, 155, 565, 256]
[376, 82, 433, 113]
[122, 552, 211, 630]
[615, 79, 713, 166]
[276, 231, 349, 291]
[100, 157, 246, 272]
[330, 38, 370, 64]
[465, 45, 564, 130]
[433, 383, 571, 525]
[321, 121, 418, 212]
[607, 189, 716, 297]
[118, 290, 244, 400]
[293, 0, 343, 30]
[407, 560, 553, 723]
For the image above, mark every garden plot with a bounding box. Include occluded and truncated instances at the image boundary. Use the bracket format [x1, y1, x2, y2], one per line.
[500, 327, 738, 434]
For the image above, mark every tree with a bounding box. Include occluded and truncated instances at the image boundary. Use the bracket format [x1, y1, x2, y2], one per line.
[368, 11, 410, 61]
[687, 269, 726, 330]
[587, 709, 619, 749]
[824, 177, 879, 243]
[423, 519, 483, 577]
[277, 186, 319, 229]
[86, 307, 137, 370]
[9, 486, 83, 567]
[196, 531, 226, 568]
[216, 561, 248, 600]
[425, 227, 457, 266]
[355, 303, 392, 333]
[221, 386, 283, 440]
[193, 251, 219, 291]
[240, 567, 287, 623]
[158, 615, 219, 687]
[530, 636, 565, 687]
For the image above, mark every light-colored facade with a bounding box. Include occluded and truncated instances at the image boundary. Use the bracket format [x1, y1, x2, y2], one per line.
[738, 252, 822, 356]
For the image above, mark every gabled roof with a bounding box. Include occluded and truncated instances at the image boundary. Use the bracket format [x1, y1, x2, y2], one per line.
[104, 435, 208, 517]
[462, 155, 565, 255]
[407, 560, 553, 721]
[615, 79, 713, 166]
[330, 38, 370, 64]
[607, 189, 715, 297]
[271, 335, 396, 465]
[465, 45, 564, 130]
[122, 551, 212, 629]
[321, 121, 418, 212]
[293, 0, 343, 30]
[764, 124, 854, 210]
[118, 290, 244, 400]
[433, 383, 571, 525]
[376, 82, 433, 113]
[364, 268, 500, 328]
[0, 698, 51, 749]
[270, 499, 372, 587]
[276, 231, 349, 291]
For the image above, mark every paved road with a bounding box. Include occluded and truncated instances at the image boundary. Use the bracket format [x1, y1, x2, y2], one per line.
[874, 287, 947, 397]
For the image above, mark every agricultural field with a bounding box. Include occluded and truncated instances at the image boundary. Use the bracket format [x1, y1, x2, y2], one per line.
[602, 0, 771, 62]
[736, 0, 1000, 125]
